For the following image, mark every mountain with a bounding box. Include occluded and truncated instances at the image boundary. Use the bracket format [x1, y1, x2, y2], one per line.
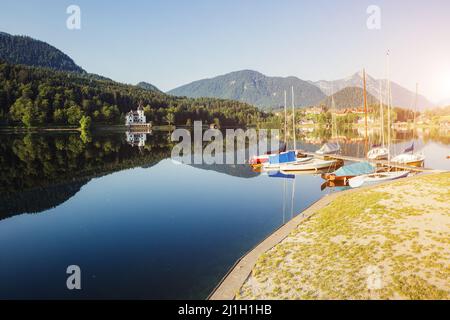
[311, 72, 434, 110]
[437, 98, 450, 107]
[168, 70, 326, 109]
[0, 31, 85, 73]
[137, 81, 162, 93]
[319, 87, 379, 109]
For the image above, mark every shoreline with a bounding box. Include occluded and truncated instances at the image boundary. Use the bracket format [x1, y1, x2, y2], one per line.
[0, 124, 177, 134]
[209, 172, 450, 300]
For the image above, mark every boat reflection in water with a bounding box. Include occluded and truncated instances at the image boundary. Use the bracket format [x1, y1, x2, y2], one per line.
[0, 127, 448, 299]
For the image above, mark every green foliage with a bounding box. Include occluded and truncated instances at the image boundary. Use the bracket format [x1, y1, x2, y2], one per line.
[0, 32, 85, 73]
[0, 61, 266, 127]
[79, 115, 92, 131]
[165, 112, 175, 125]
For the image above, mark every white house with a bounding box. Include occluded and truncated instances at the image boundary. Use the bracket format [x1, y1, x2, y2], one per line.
[126, 132, 147, 147]
[125, 105, 146, 125]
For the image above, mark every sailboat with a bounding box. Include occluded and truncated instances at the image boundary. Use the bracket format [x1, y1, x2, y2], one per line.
[250, 88, 299, 167]
[367, 79, 389, 160]
[348, 170, 409, 188]
[391, 143, 425, 167]
[249, 141, 286, 166]
[262, 150, 313, 171]
[348, 59, 409, 188]
[322, 70, 376, 183]
[321, 161, 375, 183]
[279, 88, 339, 172]
[316, 87, 341, 155]
[280, 158, 339, 173]
[391, 83, 425, 167]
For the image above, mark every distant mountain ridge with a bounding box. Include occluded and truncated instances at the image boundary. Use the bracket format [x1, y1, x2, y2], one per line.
[319, 87, 379, 109]
[312, 72, 434, 111]
[168, 70, 326, 109]
[169, 70, 435, 111]
[137, 81, 162, 93]
[437, 98, 450, 107]
[0, 32, 85, 73]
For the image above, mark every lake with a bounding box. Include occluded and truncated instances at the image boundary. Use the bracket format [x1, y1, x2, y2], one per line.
[0, 127, 449, 299]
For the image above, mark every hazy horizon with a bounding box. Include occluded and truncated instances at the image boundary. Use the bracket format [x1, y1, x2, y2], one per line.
[1, 0, 450, 104]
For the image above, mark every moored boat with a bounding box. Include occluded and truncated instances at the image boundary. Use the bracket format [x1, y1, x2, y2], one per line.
[249, 141, 287, 166]
[263, 151, 295, 170]
[315, 142, 340, 155]
[280, 158, 339, 172]
[322, 161, 375, 182]
[348, 170, 409, 188]
[391, 152, 425, 167]
[367, 146, 389, 160]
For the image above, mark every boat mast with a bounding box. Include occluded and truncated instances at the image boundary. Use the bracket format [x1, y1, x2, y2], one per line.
[413, 83, 418, 129]
[292, 86, 296, 150]
[387, 51, 391, 163]
[379, 80, 384, 147]
[290, 176, 296, 220]
[284, 90, 287, 143]
[363, 69, 368, 157]
[331, 84, 337, 139]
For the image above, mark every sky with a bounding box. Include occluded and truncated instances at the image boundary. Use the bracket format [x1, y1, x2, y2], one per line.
[1, 0, 450, 103]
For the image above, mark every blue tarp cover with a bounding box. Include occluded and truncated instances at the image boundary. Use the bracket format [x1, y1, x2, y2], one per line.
[333, 162, 375, 176]
[268, 171, 295, 179]
[269, 151, 296, 164]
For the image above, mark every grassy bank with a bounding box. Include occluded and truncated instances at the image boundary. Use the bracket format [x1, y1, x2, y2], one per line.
[238, 173, 450, 300]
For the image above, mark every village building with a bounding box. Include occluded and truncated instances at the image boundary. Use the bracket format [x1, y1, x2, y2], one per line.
[304, 106, 326, 115]
[125, 104, 147, 125]
[126, 131, 148, 147]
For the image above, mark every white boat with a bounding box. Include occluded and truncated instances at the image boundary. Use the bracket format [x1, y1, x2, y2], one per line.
[390, 86, 425, 167]
[348, 171, 409, 188]
[280, 159, 338, 172]
[391, 152, 425, 167]
[367, 147, 389, 160]
[316, 142, 340, 155]
[263, 155, 313, 170]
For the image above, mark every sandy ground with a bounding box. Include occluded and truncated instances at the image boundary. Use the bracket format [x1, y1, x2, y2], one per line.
[238, 173, 450, 300]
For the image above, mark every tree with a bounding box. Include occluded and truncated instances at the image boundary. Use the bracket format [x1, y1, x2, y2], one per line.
[79, 115, 92, 131]
[165, 112, 175, 125]
[53, 109, 65, 123]
[213, 117, 221, 128]
[0, 60, 266, 128]
[66, 104, 84, 125]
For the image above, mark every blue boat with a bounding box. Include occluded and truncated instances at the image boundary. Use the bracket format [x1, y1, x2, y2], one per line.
[322, 161, 375, 182]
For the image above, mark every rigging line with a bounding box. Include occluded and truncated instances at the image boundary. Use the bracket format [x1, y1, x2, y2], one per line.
[290, 175, 296, 220]
[284, 90, 287, 144]
[379, 79, 384, 147]
[292, 86, 296, 150]
[282, 178, 286, 224]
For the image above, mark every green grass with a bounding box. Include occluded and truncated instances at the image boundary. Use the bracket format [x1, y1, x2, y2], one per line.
[238, 173, 450, 300]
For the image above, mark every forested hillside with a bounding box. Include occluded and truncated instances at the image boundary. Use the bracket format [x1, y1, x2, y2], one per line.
[319, 87, 379, 109]
[0, 32, 85, 73]
[168, 70, 325, 109]
[0, 61, 266, 127]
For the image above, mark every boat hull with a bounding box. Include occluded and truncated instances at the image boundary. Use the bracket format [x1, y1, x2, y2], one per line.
[280, 159, 338, 172]
[349, 171, 409, 188]
[321, 173, 355, 182]
[262, 156, 313, 170]
[391, 153, 425, 168]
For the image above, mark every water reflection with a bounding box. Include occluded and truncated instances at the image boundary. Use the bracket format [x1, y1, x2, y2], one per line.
[0, 127, 448, 299]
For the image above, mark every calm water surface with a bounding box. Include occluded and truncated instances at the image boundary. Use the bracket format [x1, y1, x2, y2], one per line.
[0, 128, 448, 299]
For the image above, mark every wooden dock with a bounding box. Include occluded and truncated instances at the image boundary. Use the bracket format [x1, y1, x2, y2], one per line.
[301, 151, 443, 173]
